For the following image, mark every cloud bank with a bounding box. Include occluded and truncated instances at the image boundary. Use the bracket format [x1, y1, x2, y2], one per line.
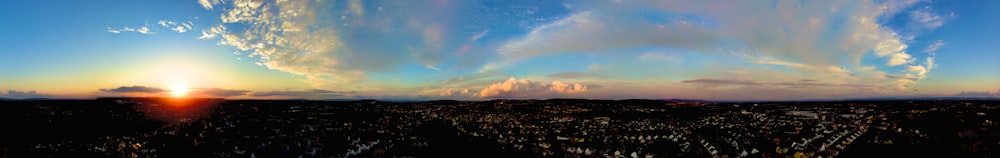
[100, 86, 166, 93]
[2, 90, 56, 99]
[478, 77, 588, 98]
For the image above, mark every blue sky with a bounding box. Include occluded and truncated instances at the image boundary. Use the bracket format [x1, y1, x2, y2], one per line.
[0, 0, 997, 100]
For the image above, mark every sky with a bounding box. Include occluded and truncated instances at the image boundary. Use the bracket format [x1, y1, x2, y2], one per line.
[1, 0, 998, 100]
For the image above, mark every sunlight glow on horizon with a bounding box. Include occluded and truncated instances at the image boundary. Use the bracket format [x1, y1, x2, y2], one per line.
[170, 83, 188, 97]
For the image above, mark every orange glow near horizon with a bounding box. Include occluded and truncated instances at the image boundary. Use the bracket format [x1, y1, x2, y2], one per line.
[170, 83, 188, 97]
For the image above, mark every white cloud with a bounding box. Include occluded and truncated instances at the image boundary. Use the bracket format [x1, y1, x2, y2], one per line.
[200, 0, 367, 85]
[894, 51, 937, 90]
[910, 6, 946, 30]
[171, 26, 188, 33]
[425, 65, 441, 71]
[157, 20, 192, 33]
[887, 52, 914, 66]
[135, 26, 153, 34]
[198, 0, 221, 10]
[907, 65, 928, 79]
[439, 89, 475, 97]
[923, 40, 945, 53]
[549, 81, 589, 94]
[201, 0, 498, 87]
[198, 25, 226, 39]
[157, 20, 175, 27]
[478, 77, 588, 98]
[108, 26, 154, 35]
[925, 56, 936, 70]
[107, 27, 124, 34]
[111, 20, 192, 34]
[470, 29, 490, 41]
[758, 58, 848, 73]
[874, 38, 907, 57]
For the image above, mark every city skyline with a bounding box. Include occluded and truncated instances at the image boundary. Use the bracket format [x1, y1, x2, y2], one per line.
[2, 0, 999, 100]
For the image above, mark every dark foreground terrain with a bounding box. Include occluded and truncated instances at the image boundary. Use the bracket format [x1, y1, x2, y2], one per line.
[1, 98, 999, 157]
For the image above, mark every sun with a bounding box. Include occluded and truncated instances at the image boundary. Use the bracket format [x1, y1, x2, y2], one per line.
[170, 83, 189, 97]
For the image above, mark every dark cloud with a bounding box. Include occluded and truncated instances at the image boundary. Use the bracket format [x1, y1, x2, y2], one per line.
[957, 91, 995, 97]
[100, 86, 165, 93]
[5, 90, 55, 98]
[799, 79, 818, 82]
[191, 88, 250, 97]
[251, 89, 357, 97]
[547, 72, 604, 79]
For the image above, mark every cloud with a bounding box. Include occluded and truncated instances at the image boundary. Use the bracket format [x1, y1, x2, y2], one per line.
[108, 26, 154, 35]
[484, 11, 718, 70]
[251, 89, 357, 97]
[198, 25, 225, 39]
[956, 91, 994, 98]
[136, 27, 153, 34]
[887, 52, 914, 66]
[199, 0, 367, 85]
[157, 20, 193, 33]
[923, 40, 945, 53]
[425, 65, 441, 71]
[489, 0, 927, 70]
[907, 65, 928, 79]
[3, 90, 55, 98]
[548, 81, 590, 94]
[547, 72, 603, 79]
[754, 57, 850, 74]
[894, 49, 937, 90]
[99, 86, 165, 93]
[107, 27, 121, 34]
[190, 88, 249, 97]
[439, 71, 507, 85]
[638, 52, 682, 62]
[439, 89, 475, 97]
[587, 64, 604, 71]
[681, 78, 875, 89]
[470, 29, 490, 41]
[925, 56, 936, 70]
[198, 0, 221, 10]
[681, 78, 758, 86]
[201, 0, 491, 86]
[415, 71, 509, 94]
[157, 20, 174, 27]
[478, 77, 588, 98]
[480, 0, 945, 93]
[909, 6, 947, 30]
